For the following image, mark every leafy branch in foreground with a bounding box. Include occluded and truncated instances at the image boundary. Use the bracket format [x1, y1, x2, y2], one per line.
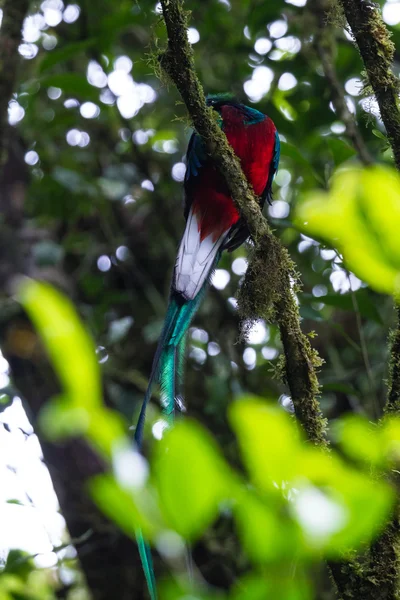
[15, 278, 400, 600]
[295, 166, 400, 297]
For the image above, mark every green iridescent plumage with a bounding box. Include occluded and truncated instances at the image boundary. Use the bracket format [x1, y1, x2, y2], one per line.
[136, 531, 157, 600]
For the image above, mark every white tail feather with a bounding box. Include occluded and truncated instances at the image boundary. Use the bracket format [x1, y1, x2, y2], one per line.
[174, 208, 229, 300]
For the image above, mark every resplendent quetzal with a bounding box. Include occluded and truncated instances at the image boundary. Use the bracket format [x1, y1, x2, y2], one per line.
[134, 94, 280, 599]
[134, 94, 280, 448]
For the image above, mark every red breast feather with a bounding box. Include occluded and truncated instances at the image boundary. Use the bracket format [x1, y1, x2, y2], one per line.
[192, 107, 277, 242]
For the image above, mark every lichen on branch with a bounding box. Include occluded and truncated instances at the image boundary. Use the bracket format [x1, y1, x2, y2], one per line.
[158, 0, 327, 446]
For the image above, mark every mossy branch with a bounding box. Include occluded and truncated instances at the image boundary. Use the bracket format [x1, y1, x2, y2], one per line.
[339, 0, 400, 169]
[159, 0, 327, 446]
[387, 308, 400, 414]
[0, 0, 30, 163]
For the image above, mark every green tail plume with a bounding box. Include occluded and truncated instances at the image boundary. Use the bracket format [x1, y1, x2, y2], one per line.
[134, 289, 206, 446]
[136, 530, 157, 600]
[133, 289, 205, 599]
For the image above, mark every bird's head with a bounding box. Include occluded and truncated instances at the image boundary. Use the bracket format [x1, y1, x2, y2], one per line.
[206, 93, 266, 125]
[206, 93, 238, 112]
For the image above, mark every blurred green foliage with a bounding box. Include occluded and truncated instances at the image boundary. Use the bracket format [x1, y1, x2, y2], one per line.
[0, 550, 54, 600]
[14, 279, 399, 599]
[295, 166, 400, 296]
[18, 279, 126, 457]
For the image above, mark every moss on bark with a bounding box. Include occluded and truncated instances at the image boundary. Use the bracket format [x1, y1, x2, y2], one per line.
[339, 0, 400, 170]
[387, 308, 400, 414]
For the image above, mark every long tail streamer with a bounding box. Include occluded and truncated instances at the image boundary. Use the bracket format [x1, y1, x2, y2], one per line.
[134, 289, 206, 600]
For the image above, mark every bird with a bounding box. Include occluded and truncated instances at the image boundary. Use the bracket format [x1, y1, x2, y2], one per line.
[134, 93, 280, 599]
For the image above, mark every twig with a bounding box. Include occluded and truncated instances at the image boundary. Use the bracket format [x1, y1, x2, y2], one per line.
[158, 0, 327, 446]
[0, 0, 30, 163]
[309, 0, 373, 165]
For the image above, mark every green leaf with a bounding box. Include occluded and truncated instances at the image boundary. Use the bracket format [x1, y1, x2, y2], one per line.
[301, 289, 383, 324]
[273, 91, 298, 122]
[333, 415, 385, 467]
[293, 448, 394, 555]
[153, 419, 233, 540]
[52, 167, 96, 195]
[39, 39, 98, 73]
[39, 394, 91, 439]
[372, 129, 387, 141]
[18, 280, 102, 409]
[0, 574, 26, 596]
[17, 280, 126, 457]
[231, 573, 312, 600]
[0, 394, 12, 410]
[280, 141, 321, 184]
[299, 304, 324, 321]
[159, 577, 225, 600]
[228, 397, 300, 491]
[295, 166, 400, 296]
[233, 488, 301, 563]
[383, 418, 400, 461]
[151, 129, 178, 143]
[325, 137, 356, 165]
[89, 473, 163, 541]
[3, 549, 34, 577]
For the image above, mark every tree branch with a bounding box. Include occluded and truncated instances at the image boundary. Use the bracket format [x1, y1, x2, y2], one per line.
[309, 0, 373, 165]
[339, 0, 400, 169]
[158, 0, 327, 446]
[326, 1, 400, 597]
[387, 308, 400, 413]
